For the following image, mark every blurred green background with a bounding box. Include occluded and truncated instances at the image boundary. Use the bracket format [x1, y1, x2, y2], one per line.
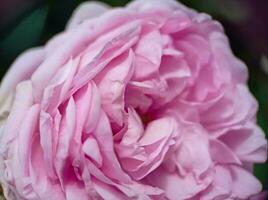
[0, 0, 267, 189]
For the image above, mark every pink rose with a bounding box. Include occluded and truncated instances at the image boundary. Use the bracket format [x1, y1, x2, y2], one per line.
[0, 0, 267, 199]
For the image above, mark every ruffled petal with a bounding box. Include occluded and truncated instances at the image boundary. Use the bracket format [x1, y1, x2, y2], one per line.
[67, 1, 110, 30]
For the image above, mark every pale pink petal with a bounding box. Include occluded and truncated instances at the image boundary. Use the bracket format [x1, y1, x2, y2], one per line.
[127, 0, 181, 14]
[93, 110, 131, 183]
[133, 24, 162, 80]
[41, 58, 78, 113]
[65, 182, 88, 200]
[139, 117, 176, 146]
[120, 107, 144, 145]
[117, 116, 178, 180]
[95, 50, 134, 125]
[160, 10, 192, 34]
[219, 124, 267, 163]
[0, 0, 266, 199]
[67, 1, 110, 30]
[83, 82, 101, 133]
[210, 139, 241, 165]
[199, 165, 232, 200]
[9, 105, 40, 199]
[54, 97, 76, 185]
[175, 125, 212, 179]
[147, 167, 210, 200]
[32, 11, 140, 101]
[209, 31, 248, 84]
[0, 81, 34, 155]
[0, 48, 44, 98]
[125, 86, 153, 113]
[71, 82, 100, 157]
[93, 179, 127, 200]
[83, 137, 102, 166]
[29, 132, 65, 200]
[39, 111, 56, 178]
[230, 165, 262, 199]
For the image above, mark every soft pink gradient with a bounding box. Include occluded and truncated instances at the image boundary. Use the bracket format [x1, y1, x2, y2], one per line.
[0, 0, 267, 199]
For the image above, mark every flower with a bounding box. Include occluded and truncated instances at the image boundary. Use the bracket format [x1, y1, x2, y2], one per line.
[0, 0, 267, 199]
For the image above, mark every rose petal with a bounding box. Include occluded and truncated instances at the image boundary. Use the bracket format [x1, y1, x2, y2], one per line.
[230, 165, 262, 199]
[67, 1, 110, 29]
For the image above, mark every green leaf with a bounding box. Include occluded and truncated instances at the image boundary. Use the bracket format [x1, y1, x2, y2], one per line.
[0, 5, 48, 76]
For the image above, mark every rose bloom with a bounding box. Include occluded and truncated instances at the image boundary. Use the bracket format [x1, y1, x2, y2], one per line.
[0, 0, 267, 199]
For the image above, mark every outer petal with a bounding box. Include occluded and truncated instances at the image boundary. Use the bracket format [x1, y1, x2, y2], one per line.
[0, 81, 34, 155]
[0, 48, 44, 100]
[32, 10, 139, 101]
[230, 165, 262, 199]
[67, 1, 110, 30]
[209, 139, 241, 165]
[209, 31, 248, 84]
[1, 105, 40, 200]
[219, 124, 267, 163]
[147, 167, 208, 200]
[128, 0, 184, 14]
[199, 165, 232, 200]
[0, 92, 13, 128]
[175, 125, 212, 179]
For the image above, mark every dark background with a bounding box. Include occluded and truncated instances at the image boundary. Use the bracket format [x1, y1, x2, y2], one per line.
[0, 0, 267, 189]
